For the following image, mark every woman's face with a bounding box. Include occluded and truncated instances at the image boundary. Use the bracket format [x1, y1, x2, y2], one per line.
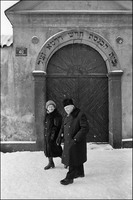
[47, 104, 55, 113]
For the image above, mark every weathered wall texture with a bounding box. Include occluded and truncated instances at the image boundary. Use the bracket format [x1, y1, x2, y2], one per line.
[1, 46, 36, 141]
[1, 5, 132, 143]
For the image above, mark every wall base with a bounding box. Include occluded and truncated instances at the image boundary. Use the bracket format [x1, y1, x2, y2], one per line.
[0, 141, 38, 152]
[122, 139, 133, 148]
[1, 139, 132, 153]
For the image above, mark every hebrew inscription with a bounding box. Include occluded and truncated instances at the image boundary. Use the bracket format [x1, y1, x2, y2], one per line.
[37, 52, 46, 65]
[46, 36, 64, 50]
[36, 29, 119, 69]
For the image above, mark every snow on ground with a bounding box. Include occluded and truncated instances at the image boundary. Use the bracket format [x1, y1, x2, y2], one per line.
[1, 143, 132, 199]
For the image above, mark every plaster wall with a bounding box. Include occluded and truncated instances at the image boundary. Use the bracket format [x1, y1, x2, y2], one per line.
[1, 12, 132, 142]
[1, 46, 36, 141]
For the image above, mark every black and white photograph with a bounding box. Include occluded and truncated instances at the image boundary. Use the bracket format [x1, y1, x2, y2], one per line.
[1, 1, 132, 199]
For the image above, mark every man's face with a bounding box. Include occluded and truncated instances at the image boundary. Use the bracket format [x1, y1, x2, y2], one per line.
[64, 105, 74, 115]
[47, 104, 55, 113]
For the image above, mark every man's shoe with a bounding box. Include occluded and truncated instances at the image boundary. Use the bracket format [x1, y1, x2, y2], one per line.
[60, 178, 73, 185]
[74, 174, 85, 179]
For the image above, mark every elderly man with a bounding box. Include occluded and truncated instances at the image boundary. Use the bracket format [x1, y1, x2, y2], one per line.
[57, 98, 89, 185]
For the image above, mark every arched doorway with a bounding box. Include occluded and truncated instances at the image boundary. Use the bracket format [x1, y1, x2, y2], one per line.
[46, 43, 108, 142]
[33, 29, 123, 148]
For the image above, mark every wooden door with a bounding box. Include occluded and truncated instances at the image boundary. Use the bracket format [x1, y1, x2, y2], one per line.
[46, 44, 108, 142]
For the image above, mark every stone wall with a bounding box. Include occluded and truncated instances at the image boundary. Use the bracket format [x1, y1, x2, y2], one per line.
[1, 46, 36, 141]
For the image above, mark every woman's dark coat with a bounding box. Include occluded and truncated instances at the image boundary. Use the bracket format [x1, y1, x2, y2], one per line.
[59, 107, 89, 166]
[44, 109, 62, 157]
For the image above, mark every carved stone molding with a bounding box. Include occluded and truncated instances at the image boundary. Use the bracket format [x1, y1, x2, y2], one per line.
[36, 29, 121, 73]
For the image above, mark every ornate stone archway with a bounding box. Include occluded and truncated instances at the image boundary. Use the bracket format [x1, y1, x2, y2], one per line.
[33, 29, 123, 149]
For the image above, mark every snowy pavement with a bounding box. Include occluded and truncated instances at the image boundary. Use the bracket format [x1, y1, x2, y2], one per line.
[1, 143, 132, 199]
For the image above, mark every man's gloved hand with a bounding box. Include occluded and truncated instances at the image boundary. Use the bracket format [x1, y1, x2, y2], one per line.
[51, 134, 55, 141]
[71, 138, 77, 145]
[73, 138, 77, 144]
[56, 137, 61, 145]
[56, 133, 63, 145]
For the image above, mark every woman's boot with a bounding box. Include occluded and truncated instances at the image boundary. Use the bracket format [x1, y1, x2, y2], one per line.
[44, 157, 55, 170]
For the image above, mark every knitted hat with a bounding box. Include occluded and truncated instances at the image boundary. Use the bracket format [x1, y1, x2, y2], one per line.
[46, 100, 56, 109]
[63, 98, 74, 107]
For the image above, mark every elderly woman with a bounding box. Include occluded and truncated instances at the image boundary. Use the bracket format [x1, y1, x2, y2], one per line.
[44, 100, 62, 170]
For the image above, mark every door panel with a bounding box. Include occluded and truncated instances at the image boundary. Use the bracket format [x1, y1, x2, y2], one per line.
[78, 77, 108, 142]
[46, 76, 108, 142]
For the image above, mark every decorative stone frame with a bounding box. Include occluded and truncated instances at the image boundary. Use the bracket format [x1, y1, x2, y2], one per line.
[33, 29, 123, 149]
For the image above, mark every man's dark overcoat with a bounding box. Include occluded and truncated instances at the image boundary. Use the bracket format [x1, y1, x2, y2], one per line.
[44, 109, 62, 157]
[60, 107, 89, 166]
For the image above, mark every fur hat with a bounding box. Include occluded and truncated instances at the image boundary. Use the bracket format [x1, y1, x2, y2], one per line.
[46, 100, 56, 109]
[63, 98, 74, 107]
